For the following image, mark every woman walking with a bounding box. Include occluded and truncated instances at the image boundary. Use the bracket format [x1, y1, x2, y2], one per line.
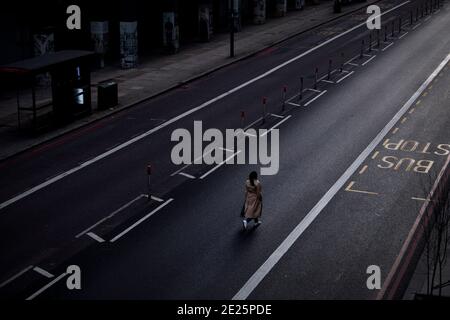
[242, 171, 262, 230]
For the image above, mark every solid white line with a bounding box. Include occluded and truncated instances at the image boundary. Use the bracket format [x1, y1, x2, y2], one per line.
[287, 102, 301, 107]
[362, 55, 377, 66]
[33, 266, 54, 278]
[87, 232, 105, 243]
[336, 71, 355, 84]
[304, 90, 328, 107]
[26, 273, 67, 300]
[261, 116, 292, 137]
[346, 62, 359, 67]
[382, 42, 394, 51]
[232, 53, 450, 301]
[320, 79, 335, 84]
[0, 1, 410, 212]
[178, 172, 196, 179]
[0, 265, 33, 288]
[199, 151, 241, 180]
[110, 199, 174, 243]
[75, 194, 146, 238]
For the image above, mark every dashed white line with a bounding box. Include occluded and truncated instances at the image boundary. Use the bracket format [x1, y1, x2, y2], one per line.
[412, 23, 421, 30]
[110, 199, 174, 243]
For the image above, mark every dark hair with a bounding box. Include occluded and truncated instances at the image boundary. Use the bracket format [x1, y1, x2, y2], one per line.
[249, 171, 258, 186]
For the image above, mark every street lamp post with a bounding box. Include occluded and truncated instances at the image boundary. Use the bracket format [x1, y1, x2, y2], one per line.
[230, 1, 235, 58]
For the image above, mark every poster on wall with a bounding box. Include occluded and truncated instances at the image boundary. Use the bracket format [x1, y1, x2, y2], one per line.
[33, 30, 54, 86]
[229, 0, 242, 32]
[90, 21, 109, 68]
[120, 21, 138, 69]
[295, 0, 305, 10]
[253, 0, 266, 25]
[275, 0, 287, 17]
[163, 12, 180, 53]
[199, 4, 213, 42]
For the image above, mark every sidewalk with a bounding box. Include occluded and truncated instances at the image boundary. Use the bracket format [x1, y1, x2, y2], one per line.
[0, 0, 379, 161]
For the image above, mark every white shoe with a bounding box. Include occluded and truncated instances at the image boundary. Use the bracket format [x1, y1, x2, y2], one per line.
[242, 220, 248, 230]
[255, 220, 262, 227]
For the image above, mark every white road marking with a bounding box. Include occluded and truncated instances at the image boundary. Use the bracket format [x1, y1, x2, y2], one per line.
[346, 62, 359, 67]
[362, 55, 377, 66]
[170, 148, 215, 177]
[178, 172, 196, 179]
[199, 151, 241, 180]
[110, 199, 174, 243]
[304, 90, 328, 107]
[150, 195, 165, 202]
[287, 102, 301, 107]
[26, 272, 67, 300]
[398, 32, 409, 39]
[260, 116, 292, 137]
[0, 1, 411, 212]
[345, 54, 361, 65]
[305, 88, 322, 93]
[232, 53, 450, 301]
[411, 197, 430, 202]
[244, 117, 264, 131]
[87, 232, 105, 243]
[75, 194, 146, 238]
[382, 42, 394, 51]
[0, 265, 33, 288]
[336, 71, 355, 84]
[412, 23, 422, 30]
[33, 266, 54, 278]
[269, 113, 285, 119]
[219, 147, 235, 152]
[243, 132, 258, 137]
[320, 79, 335, 84]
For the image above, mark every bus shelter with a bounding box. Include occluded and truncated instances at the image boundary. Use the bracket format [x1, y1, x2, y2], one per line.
[0, 50, 94, 132]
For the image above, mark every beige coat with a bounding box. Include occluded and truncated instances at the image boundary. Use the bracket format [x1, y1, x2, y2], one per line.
[244, 179, 262, 219]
